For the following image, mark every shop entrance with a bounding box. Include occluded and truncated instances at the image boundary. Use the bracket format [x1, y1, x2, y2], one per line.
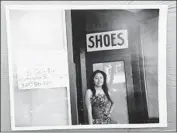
[71, 10, 149, 124]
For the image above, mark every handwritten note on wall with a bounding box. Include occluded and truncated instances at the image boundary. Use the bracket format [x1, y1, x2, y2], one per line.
[15, 50, 69, 90]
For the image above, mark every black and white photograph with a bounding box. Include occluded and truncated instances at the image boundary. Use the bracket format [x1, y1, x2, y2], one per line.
[71, 8, 166, 126]
[1, 2, 172, 131]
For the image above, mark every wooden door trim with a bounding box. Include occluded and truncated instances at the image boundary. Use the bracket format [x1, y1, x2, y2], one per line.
[65, 10, 79, 125]
[79, 48, 88, 124]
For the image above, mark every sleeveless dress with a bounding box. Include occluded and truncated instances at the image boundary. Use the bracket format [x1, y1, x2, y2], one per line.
[90, 93, 112, 124]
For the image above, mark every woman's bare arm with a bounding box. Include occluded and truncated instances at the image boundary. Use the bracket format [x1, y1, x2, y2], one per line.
[85, 89, 93, 125]
[110, 102, 115, 114]
[109, 91, 114, 114]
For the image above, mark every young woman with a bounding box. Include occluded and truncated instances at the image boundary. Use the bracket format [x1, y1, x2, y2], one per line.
[85, 70, 114, 124]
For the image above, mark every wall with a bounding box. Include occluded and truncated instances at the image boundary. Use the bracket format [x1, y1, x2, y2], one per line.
[1, 1, 176, 132]
[140, 17, 159, 119]
[2, 6, 71, 128]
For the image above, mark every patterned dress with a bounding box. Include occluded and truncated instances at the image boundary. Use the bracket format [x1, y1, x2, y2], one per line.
[90, 93, 112, 124]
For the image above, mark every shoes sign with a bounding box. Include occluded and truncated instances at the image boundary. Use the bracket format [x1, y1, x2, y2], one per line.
[86, 30, 128, 52]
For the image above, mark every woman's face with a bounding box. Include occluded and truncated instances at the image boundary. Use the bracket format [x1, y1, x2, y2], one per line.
[93, 72, 104, 87]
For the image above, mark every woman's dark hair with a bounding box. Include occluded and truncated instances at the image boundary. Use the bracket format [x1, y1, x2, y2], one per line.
[89, 70, 113, 104]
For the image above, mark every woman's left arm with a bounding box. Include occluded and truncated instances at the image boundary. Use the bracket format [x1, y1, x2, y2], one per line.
[109, 91, 114, 114]
[110, 102, 115, 114]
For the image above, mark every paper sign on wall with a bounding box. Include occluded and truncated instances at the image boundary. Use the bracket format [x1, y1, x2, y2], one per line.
[15, 50, 69, 90]
[86, 30, 128, 52]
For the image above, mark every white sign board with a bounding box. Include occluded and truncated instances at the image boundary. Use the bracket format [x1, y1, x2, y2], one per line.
[86, 30, 128, 52]
[15, 50, 69, 89]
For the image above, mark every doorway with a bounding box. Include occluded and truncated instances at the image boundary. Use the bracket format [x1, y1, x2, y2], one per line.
[71, 9, 149, 124]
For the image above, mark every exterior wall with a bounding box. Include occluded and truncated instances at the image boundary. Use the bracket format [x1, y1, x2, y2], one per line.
[140, 17, 159, 119]
[4, 9, 71, 127]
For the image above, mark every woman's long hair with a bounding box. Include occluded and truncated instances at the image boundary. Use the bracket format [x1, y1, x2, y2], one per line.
[89, 70, 113, 104]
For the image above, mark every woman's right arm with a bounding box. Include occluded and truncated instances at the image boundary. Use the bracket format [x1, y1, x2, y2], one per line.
[85, 89, 93, 125]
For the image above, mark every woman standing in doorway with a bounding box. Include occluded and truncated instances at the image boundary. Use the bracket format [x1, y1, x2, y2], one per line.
[85, 70, 114, 124]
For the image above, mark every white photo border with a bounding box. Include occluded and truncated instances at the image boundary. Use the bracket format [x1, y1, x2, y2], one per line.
[5, 4, 168, 131]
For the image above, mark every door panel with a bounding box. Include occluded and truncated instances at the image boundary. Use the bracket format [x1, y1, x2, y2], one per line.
[86, 49, 134, 124]
[93, 61, 129, 123]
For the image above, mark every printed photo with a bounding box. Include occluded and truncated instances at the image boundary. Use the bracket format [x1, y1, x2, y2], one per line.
[72, 9, 161, 125]
[4, 4, 167, 130]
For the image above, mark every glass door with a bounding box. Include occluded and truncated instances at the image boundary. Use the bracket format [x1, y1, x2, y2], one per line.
[93, 61, 129, 124]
